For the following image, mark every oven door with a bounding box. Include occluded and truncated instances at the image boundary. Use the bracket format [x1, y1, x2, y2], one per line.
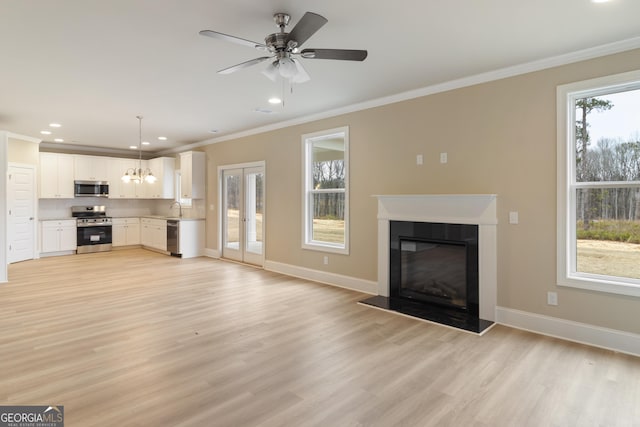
[76, 224, 112, 253]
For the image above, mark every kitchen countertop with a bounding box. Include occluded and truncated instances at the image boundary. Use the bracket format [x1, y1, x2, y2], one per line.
[139, 215, 205, 221]
[42, 216, 205, 221]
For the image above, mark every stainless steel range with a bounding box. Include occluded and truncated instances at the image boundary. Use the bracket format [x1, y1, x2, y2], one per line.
[72, 206, 113, 254]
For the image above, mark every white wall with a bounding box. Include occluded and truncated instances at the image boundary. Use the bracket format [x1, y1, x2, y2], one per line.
[0, 131, 8, 282]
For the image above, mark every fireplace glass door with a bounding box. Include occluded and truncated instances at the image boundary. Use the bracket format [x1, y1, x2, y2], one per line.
[399, 238, 467, 309]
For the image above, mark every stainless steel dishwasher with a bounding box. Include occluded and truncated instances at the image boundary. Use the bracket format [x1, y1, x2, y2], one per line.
[167, 220, 180, 257]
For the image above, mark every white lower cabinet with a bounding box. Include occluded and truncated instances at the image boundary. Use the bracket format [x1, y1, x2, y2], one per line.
[176, 220, 205, 258]
[41, 220, 77, 254]
[112, 218, 141, 247]
[141, 218, 167, 251]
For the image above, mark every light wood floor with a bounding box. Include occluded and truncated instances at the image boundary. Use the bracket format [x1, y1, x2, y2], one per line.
[2, 249, 640, 426]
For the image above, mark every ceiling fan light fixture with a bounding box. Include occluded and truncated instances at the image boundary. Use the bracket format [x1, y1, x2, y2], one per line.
[278, 57, 298, 78]
[291, 60, 310, 83]
[261, 61, 280, 82]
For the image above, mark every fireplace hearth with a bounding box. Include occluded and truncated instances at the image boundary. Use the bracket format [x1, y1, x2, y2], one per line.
[361, 194, 497, 334]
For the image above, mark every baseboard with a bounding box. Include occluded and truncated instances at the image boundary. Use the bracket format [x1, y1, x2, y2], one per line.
[496, 306, 640, 357]
[203, 248, 220, 258]
[264, 260, 378, 295]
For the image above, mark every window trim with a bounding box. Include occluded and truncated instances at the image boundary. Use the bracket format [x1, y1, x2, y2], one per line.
[301, 126, 349, 254]
[557, 70, 640, 297]
[174, 170, 192, 207]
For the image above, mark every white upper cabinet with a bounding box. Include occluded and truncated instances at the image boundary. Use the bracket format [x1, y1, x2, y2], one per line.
[39, 152, 75, 198]
[146, 157, 176, 199]
[74, 155, 109, 181]
[179, 151, 205, 199]
[108, 158, 140, 199]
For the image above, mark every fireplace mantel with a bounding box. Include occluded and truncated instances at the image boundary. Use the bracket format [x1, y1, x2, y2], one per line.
[374, 194, 497, 322]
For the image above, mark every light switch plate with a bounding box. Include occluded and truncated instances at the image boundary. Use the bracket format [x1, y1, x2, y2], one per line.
[509, 211, 519, 224]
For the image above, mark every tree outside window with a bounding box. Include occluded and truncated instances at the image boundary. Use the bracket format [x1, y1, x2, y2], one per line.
[302, 127, 349, 254]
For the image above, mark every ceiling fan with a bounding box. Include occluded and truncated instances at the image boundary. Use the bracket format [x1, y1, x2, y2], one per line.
[199, 12, 368, 83]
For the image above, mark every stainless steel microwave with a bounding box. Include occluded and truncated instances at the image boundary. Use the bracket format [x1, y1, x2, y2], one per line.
[74, 180, 109, 197]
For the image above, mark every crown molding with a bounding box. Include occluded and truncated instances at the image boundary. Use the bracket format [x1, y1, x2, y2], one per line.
[157, 35, 640, 155]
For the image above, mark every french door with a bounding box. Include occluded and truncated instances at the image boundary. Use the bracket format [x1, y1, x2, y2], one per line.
[221, 163, 265, 266]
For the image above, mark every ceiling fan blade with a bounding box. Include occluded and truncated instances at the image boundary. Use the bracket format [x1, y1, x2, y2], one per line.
[199, 30, 267, 50]
[218, 56, 272, 74]
[286, 12, 328, 47]
[300, 48, 368, 61]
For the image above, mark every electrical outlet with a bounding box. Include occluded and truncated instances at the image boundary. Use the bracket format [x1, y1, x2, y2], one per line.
[440, 152, 448, 164]
[547, 291, 558, 306]
[323, 256, 329, 265]
[416, 154, 423, 165]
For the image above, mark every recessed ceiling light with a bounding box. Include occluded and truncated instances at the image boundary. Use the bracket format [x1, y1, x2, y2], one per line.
[142, 141, 150, 145]
[40, 130, 52, 135]
[129, 145, 138, 149]
[591, 0, 611, 3]
[49, 123, 62, 128]
[54, 138, 64, 142]
[268, 97, 282, 104]
[157, 136, 167, 141]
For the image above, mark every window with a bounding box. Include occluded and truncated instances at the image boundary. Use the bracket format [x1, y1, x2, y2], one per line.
[557, 70, 640, 296]
[302, 127, 349, 254]
[175, 170, 192, 207]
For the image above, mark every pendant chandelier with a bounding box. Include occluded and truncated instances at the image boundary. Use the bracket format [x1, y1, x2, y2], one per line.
[121, 115, 156, 184]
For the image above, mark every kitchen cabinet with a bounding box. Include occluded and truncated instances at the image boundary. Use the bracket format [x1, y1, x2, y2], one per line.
[74, 155, 109, 181]
[141, 218, 167, 251]
[146, 157, 175, 199]
[39, 153, 75, 198]
[107, 158, 146, 199]
[179, 151, 205, 199]
[112, 218, 140, 246]
[41, 220, 76, 254]
[176, 219, 205, 259]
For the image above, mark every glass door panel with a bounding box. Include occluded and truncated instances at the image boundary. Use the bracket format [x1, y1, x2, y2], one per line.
[243, 167, 264, 265]
[221, 165, 265, 266]
[222, 169, 242, 262]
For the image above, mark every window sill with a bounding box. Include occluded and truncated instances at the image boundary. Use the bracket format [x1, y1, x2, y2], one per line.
[558, 274, 640, 298]
[302, 242, 349, 255]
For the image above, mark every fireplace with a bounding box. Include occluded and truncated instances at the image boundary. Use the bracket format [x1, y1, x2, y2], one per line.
[361, 194, 497, 334]
[391, 221, 478, 313]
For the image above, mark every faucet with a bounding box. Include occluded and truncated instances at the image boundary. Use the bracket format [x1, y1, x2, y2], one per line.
[170, 201, 183, 218]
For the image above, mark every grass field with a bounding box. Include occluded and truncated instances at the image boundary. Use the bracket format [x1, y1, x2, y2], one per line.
[577, 239, 640, 279]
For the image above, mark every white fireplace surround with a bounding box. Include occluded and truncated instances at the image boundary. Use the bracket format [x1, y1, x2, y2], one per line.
[375, 194, 497, 321]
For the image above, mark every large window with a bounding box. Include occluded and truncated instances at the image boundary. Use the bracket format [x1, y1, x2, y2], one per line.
[302, 127, 349, 254]
[557, 70, 640, 296]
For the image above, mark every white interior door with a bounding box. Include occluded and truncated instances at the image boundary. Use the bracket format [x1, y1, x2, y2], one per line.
[8, 164, 36, 263]
[221, 164, 265, 266]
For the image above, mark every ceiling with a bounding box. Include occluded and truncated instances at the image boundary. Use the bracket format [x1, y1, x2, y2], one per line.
[1, 0, 640, 157]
